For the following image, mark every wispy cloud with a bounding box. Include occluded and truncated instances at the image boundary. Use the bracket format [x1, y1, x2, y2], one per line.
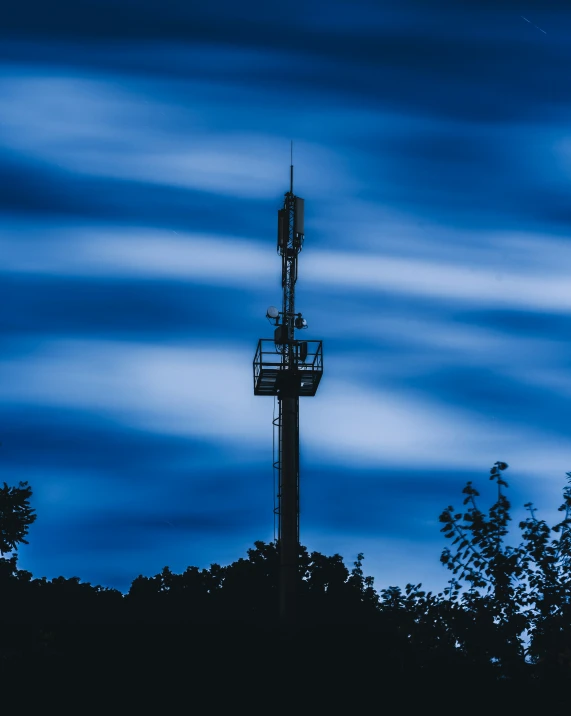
[3, 1, 571, 593]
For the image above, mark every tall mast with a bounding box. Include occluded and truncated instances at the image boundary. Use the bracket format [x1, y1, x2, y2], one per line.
[253, 155, 323, 627]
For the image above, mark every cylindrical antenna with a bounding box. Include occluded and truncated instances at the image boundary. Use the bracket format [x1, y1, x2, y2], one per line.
[290, 140, 293, 194]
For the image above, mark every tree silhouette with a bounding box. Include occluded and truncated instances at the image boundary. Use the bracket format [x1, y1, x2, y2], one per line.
[439, 461, 571, 685]
[2, 466, 571, 707]
[0, 481, 36, 556]
[519, 472, 571, 673]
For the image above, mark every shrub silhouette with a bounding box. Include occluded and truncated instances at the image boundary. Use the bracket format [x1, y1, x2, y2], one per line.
[2, 464, 571, 705]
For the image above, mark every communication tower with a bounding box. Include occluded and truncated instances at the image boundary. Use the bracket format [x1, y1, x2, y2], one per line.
[253, 158, 323, 626]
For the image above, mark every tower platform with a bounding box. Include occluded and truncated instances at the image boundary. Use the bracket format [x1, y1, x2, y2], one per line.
[253, 339, 323, 397]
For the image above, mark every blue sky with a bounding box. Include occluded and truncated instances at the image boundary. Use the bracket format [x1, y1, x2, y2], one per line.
[2, 1, 571, 594]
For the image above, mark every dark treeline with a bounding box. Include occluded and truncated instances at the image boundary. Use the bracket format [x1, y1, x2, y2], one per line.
[1, 464, 571, 709]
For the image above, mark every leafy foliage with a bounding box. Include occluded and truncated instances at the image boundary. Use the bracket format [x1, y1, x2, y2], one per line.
[2, 466, 571, 703]
[0, 481, 36, 555]
[439, 462, 571, 678]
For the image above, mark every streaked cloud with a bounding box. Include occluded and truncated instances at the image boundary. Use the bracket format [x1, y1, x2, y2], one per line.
[2, 1, 571, 594]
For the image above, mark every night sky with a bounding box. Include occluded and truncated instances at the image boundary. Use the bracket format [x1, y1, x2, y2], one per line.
[2, 1, 571, 595]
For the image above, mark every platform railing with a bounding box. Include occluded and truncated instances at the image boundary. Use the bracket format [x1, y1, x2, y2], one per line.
[253, 339, 323, 396]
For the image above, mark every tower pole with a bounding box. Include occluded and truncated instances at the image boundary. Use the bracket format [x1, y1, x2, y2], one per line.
[278, 158, 300, 626]
[278, 393, 299, 625]
[253, 154, 322, 630]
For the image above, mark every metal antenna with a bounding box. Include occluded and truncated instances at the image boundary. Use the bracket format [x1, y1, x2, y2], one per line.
[253, 162, 324, 629]
[290, 140, 293, 194]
